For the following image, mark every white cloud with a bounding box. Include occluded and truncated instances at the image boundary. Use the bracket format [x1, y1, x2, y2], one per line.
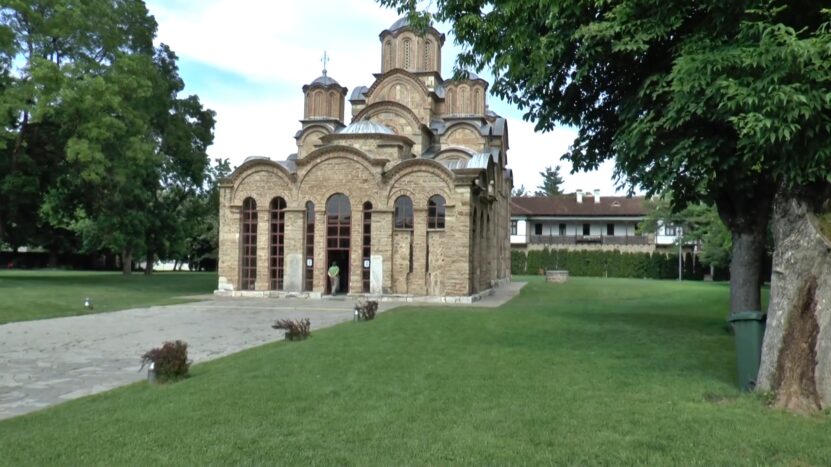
[146, 0, 633, 195]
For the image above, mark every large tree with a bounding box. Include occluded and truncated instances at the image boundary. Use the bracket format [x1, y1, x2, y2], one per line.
[1, 1, 214, 274]
[379, 0, 831, 409]
[534, 165, 565, 197]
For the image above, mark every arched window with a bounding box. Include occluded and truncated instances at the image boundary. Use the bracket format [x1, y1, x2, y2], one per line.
[402, 39, 411, 70]
[384, 41, 392, 71]
[240, 197, 257, 291]
[362, 202, 372, 293]
[269, 197, 286, 290]
[428, 195, 446, 229]
[304, 201, 315, 291]
[394, 196, 413, 229]
[423, 40, 432, 70]
[474, 88, 482, 114]
[446, 88, 455, 114]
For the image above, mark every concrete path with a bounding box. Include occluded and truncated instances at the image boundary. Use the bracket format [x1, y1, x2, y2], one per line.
[0, 283, 524, 421]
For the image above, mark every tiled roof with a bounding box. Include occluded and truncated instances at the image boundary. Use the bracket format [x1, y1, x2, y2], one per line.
[511, 195, 650, 217]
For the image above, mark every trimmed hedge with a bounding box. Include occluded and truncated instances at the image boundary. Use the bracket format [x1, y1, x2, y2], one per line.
[511, 248, 708, 280]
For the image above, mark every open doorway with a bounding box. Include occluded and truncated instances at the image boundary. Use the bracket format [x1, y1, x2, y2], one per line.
[326, 250, 349, 295]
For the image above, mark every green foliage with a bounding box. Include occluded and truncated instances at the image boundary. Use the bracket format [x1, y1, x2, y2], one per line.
[513, 249, 706, 280]
[512, 184, 527, 197]
[141, 340, 191, 382]
[534, 165, 565, 197]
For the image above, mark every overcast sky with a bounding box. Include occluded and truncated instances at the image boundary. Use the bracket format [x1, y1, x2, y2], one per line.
[145, 0, 629, 196]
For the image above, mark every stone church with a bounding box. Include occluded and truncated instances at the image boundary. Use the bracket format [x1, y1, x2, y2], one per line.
[217, 17, 512, 299]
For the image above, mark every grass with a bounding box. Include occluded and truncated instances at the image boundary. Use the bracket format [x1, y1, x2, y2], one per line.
[2, 277, 827, 465]
[0, 270, 217, 324]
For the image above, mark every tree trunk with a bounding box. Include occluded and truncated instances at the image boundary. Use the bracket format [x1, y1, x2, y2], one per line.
[729, 229, 766, 313]
[144, 249, 154, 276]
[122, 247, 132, 275]
[757, 191, 831, 413]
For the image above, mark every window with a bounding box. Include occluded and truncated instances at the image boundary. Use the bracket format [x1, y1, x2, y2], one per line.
[583, 223, 591, 236]
[402, 39, 411, 69]
[394, 196, 413, 229]
[428, 195, 445, 229]
[511, 220, 517, 236]
[240, 197, 257, 291]
[384, 41, 392, 71]
[362, 202, 372, 293]
[559, 223, 566, 236]
[664, 223, 677, 236]
[534, 223, 543, 235]
[607, 223, 615, 236]
[269, 197, 286, 290]
[423, 40, 432, 69]
[304, 201, 315, 291]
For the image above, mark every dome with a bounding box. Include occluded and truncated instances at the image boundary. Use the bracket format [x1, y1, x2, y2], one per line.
[338, 120, 395, 135]
[311, 74, 339, 86]
[389, 16, 411, 31]
[459, 70, 481, 81]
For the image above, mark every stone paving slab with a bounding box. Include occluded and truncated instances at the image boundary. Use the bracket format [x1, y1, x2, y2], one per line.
[0, 282, 524, 421]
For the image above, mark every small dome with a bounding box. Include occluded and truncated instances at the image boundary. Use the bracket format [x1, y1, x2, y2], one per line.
[389, 16, 411, 31]
[459, 70, 481, 81]
[338, 120, 395, 135]
[311, 74, 339, 86]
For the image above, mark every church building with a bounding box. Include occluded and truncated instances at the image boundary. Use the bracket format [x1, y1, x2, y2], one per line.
[217, 17, 512, 299]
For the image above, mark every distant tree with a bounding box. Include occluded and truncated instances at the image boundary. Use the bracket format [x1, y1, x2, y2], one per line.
[534, 166, 564, 197]
[511, 184, 527, 197]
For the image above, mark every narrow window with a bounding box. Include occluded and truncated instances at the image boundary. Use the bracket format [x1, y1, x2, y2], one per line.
[427, 195, 446, 229]
[394, 196, 413, 229]
[511, 220, 517, 236]
[362, 202, 372, 293]
[559, 223, 567, 236]
[664, 224, 677, 236]
[384, 41, 392, 71]
[583, 223, 591, 236]
[534, 223, 543, 235]
[240, 197, 257, 290]
[269, 197, 286, 290]
[423, 39, 432, 69]
[304, 201, 315, 291]
[402, 39, 411, 69]
[607, 223, 615, 236]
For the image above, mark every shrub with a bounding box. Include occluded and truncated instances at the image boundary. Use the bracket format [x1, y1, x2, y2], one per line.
[354, 300, 378, 321]
[141, 340, 191, 381]
[272, 318, 311, 340]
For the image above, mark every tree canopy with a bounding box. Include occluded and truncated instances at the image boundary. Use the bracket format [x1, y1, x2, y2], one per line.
[534, 166, 565, 197]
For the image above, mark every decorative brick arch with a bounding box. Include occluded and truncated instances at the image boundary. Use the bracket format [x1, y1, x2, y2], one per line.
[384, 159, 454, 206]
[230, 161, 296, 206]
[298, 146, 382, 201]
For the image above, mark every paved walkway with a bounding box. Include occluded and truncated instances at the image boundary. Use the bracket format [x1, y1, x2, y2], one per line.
[0, 283, 524, 421]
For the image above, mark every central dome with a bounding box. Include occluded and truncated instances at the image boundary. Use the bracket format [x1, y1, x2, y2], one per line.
[389, 16, 411, 31]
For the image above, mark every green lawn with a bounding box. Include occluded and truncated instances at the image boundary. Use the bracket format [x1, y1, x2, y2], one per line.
[0, 270, 217, 324]
[2, 277, 826, 465]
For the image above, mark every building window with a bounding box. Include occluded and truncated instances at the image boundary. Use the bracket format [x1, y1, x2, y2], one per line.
[427, 195, 445, 229]
[304, 201, 314, 291]
[394, 196, 413, 229]
[534, 223, 542, 235]
[240, 197, 257, 291]
[583, 223, 591, 236]
[559, 223, 566, 236]
[423, 39, 432, 69]
[402, 39, 411, 69]
[384, 41, 392, 71]
[664, 223, 677, 236]
[511, 220, 517, 236]
[269, 197, 286, 290]
[607, 223, 615, 236]
[362, 202, 372, 293]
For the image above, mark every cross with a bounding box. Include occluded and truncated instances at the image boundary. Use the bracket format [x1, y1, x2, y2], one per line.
[321, 51, 329, 76]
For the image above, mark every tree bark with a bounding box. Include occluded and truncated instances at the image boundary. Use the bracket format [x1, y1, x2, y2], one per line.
[122, 247, 132, 275]
[757, 191, 831, 412]
[144, 250, 154, 276]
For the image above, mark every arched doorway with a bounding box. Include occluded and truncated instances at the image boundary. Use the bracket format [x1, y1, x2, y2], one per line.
[326, 193, 351, 294]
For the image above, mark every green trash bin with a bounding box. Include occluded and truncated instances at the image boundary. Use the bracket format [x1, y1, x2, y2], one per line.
[728, 311, 767, 391]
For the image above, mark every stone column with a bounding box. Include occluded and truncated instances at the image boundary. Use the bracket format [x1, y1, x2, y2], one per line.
[255, 206, 270, 291]
[282, 208, 305, 292]
[314, 208, 327, 294]
[217, 186, 239, 292]
[410, 207, 428, 295]
[371, 209, 393, 294]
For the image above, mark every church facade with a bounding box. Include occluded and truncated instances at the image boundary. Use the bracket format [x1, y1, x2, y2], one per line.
[216, 18, 512, 299]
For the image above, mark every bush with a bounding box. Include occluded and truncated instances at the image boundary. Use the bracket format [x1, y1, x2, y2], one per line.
[514, 248, 712, 280]
[272, 318, 311, 340]
[141, 340, 191, 381]
[354, 300, 378, 321]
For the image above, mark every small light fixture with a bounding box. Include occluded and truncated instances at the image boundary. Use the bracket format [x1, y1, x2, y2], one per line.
[84, 297, 93, 311]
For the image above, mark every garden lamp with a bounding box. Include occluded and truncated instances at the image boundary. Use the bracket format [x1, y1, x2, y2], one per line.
[84, 297, 93, 311]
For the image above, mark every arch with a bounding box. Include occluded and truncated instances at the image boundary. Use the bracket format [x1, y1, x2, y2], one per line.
[304, 201, 315, 291]
[460, 86, 469, 114]
[327, 90, 338, 118]
[314, 91, 323, 116]
[230, 164, 295, 206]
[240, 197, 257, 291]
[394, 195, 413, 230]
[384, 40, 393, 72]
[325, 193, 351, 294]
[298, 145, 382, 192]
[353, 101, 424, 133]
[384, 159, 455, 203]
[428, 195, 446, 229]
[474, 88, 482, 114]
[364, 69, 433, 104]
[269, 197, 287, 290]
